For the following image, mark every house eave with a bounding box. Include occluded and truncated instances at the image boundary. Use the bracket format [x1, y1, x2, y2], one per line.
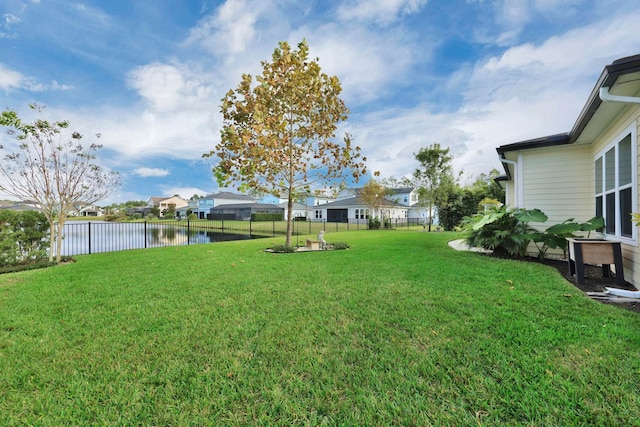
[496, 133, 571, 156]
[570, 54, 640, 144]
[496, 133, 571, 179]
[495, 54, 640, 180]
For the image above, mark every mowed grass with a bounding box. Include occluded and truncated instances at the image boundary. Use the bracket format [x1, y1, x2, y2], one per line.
[1, 231, 639, 425]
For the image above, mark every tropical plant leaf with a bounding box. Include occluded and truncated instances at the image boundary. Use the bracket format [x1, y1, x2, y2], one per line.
[579, 216, 605, 231]
[545, 222, 581, 235]
[472, 211, 504, 230]
[513, 208, 548, 224]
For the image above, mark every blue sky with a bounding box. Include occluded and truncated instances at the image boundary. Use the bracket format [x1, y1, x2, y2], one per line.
[2, 0, 640, 204]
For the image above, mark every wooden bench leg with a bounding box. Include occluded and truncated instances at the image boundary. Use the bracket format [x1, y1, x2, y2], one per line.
[573, 244, 586, 286]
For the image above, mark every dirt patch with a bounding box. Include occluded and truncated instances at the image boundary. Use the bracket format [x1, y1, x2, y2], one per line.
[525, 256, 640, 313]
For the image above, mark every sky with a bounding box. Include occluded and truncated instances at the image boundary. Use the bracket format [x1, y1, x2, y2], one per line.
[2, 0, 640, 204]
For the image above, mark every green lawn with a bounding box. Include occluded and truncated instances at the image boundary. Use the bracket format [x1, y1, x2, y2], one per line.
[1, 231, 639, 425]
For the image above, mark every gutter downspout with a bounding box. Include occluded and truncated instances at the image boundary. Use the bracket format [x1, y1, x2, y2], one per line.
[499, 157, 523, 208]
[599, 87, 640, 104]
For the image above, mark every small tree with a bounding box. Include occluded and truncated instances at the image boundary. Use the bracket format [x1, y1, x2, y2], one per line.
[162, 207, 176, 219]
[0, 105, 120, 263]
[204, 40, 367, 247]
[359, 179, 391, 227]
[435, 169, 506, 230]
[468, 168, 505, 205]
[413, 143, 454, 231]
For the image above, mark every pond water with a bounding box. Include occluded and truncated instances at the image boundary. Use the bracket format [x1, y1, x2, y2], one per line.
[59, 221, 263, 256]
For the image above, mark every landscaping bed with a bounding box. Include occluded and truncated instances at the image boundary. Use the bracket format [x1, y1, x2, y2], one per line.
[526, 256, 640, 313]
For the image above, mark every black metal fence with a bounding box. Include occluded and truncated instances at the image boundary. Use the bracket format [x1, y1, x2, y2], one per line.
[59, 218, 425, 256]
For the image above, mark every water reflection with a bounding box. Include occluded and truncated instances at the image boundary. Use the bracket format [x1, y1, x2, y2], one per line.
[60, 221, 259, 256]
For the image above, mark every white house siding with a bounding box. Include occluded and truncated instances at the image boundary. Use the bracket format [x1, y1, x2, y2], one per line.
[214, 196, 256, 206]
[520, 145, 593, 228]
[503, 178, 516, 207]
[501, 145, 591, 258]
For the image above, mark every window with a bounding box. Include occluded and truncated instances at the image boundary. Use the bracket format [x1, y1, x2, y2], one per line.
[595, 124, 636, 241]
[315, 210, 323, 219]
[355, 208, 369, 219]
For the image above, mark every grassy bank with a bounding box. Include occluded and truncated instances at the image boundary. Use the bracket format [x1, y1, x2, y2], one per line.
[1, 231, 639, 425]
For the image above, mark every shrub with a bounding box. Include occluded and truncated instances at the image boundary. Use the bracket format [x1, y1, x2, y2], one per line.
[252, 213, 284, 221]
[331, 241, 350, 250]
[466, 207, 605, 260]
[368, 218, 381, 230]
[269, 244, 295, 253]
[464, 207, 546, 258]
[0, 210, 50, 267]
[0, 257, 73, 274]
[104, 212, 126, 222]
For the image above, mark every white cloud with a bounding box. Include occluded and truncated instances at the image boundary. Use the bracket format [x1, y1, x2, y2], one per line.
[13, 0, 640, 198]
[134, 167, 170, 178]
[127, 62, 214, 113]
[24, 79, 73, 92]
[496, 0, 531, 42]
[185, 0, 263, 55]
[299, 24, 422, 104]
[347, 10, 640, 182]
[98, 62, 222, 160]
[343, 105, 478, 181]
[74, 106, 219, 162]
[0, 64, 23, 90]
[3, 13, 21, 25]
[106, 1, 426, 162]
[161, 186, 209, 200]
[483, 14, 640, 76]
[0, 63, 73, 92]
[1, 13, 21, 38]
[337, 0, 427, 25]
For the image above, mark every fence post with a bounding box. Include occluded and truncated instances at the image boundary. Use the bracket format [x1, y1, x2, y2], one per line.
[187, 220, 190, 245]
[144, 221, 148, 249]
[88, 222, 92, 255]
[250, 217, 252, 237]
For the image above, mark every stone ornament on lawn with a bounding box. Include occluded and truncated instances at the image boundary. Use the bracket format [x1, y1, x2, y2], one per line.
[318, 230, 327, 249]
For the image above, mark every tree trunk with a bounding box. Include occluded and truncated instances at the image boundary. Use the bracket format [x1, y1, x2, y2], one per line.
[55, 218, 65, 263]
[48, 219, 55, 262]
[285, 196, 294, 247]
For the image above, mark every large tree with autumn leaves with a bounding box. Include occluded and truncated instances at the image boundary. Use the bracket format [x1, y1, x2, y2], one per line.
[205, 40, 367, 247]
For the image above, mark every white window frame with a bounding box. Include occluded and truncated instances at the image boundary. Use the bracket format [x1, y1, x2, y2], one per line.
[357, 208, 370, 219]
[594, 122, 637, 244]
